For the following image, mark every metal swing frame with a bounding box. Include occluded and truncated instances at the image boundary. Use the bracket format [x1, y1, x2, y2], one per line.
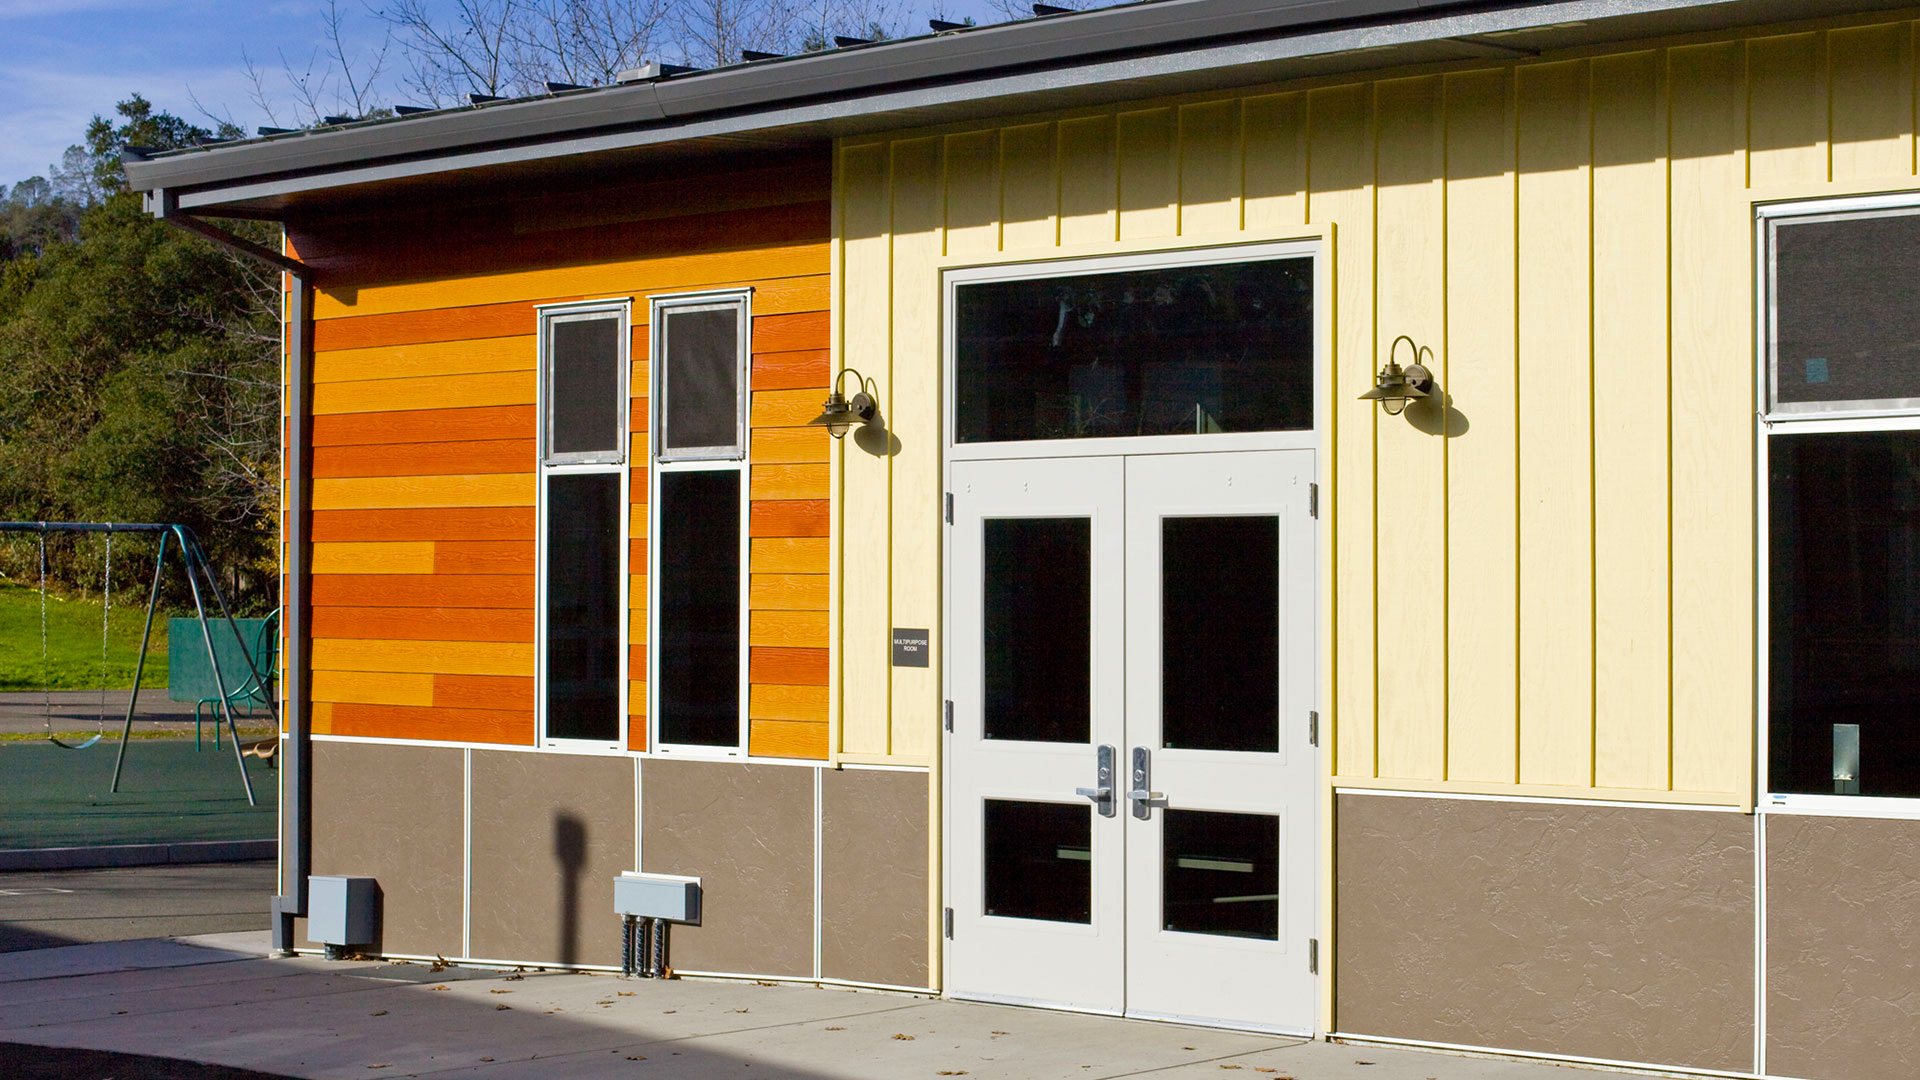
[2, 521, 271, 806]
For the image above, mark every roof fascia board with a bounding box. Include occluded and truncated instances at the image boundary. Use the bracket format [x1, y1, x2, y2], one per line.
[174, 0, 1729, 213]
[130, 0, 1488, 194]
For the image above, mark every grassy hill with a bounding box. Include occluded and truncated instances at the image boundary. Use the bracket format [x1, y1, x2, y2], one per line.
[0, 580, 171, 691]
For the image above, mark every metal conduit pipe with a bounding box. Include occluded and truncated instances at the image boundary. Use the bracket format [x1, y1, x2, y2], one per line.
[143, 180, 316, 954]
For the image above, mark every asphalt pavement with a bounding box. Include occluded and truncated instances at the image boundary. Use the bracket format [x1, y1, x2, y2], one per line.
[0, 861, 274, 952]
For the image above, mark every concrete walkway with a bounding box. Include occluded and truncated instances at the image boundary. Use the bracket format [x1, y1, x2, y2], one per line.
[0, 932, 1672, 1080]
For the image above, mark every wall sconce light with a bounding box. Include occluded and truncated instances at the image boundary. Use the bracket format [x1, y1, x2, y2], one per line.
[808, 367, 880, 438]
[1359, 335, 1435, 416]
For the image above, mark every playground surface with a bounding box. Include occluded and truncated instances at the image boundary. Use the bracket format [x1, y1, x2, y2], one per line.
[0, 931, 1674, 1080]
[0, 734, 276, 851]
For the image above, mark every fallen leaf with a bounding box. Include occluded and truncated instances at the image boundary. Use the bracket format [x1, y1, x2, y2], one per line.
[479, 1058, 493, 1063]
[430, 955, 447, 973]
[892, 1033, 916, 1041]
[505, 973, 524, 981]
[754, 980, 776, 986]
[617, 991, 635, 997]
[597, 1000, 615, 1005]
[627, 1055, 646, 1061]
[1220, 1067, 1243, 1072]
[990, 1031, 1007, 1036]
[825, 1027, 845, 1031]
[370, 1010, 388, 1017]
[495, 1004, 511, 1011]
[430, 985, 449, 991]
[367, 1066, 388, 1070]
[936, 1072, 969, 1076]
[488, 989, 511, 995]
[735, 1008, 751, 1013]
[663, 1009, 677, 1014]
[1354, 1062, 1374, 1067]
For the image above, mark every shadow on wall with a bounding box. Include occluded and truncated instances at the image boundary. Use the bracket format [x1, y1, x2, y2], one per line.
[554, 813, 586, 968]
[1400, 389, 1470, 438]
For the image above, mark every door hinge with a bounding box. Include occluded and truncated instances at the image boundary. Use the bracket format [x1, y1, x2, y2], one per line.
[943, 699, 954, 732]
[943, 907, 954, 939]
[944, 492, 953, 524]
[1308, 710, 1319, 748]
[1308, 483, 1319, 519]
[1308, 938, 1319, 974]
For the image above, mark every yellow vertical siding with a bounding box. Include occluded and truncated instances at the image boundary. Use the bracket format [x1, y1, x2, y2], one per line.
[835, 15, 1920, 801]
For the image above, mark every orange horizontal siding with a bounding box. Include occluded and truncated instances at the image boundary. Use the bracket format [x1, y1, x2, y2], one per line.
[313, 405, 535, 447]
[311, 607, 534, 643]
[327, 703, 534, 745]
[313, 439, 531, 479]
[750, 427, 830, 464]
[309, 574, 533, 609]
[433, 674, 535, 711]
[312, 300, 539, 352]
[751, 499, 829, 537]
[752, 349, 831, 390]
[750, 309, 830, 354]
[310, 507, 535, 543]
[750, 646, 828, 686]
[433, 541, 535, 575]
[748, 718, 827, 760]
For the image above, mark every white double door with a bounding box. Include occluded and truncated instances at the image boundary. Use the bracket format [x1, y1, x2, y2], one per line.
[946, 450, 1318, 1034]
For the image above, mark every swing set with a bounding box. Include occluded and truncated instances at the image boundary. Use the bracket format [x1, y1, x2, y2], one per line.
[2, 521, 274, 807]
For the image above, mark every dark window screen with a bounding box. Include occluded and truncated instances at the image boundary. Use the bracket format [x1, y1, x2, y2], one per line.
[1775, 212, 1920, 408]
[1770, 431, 1920, 798]
[548, 316, 621, 456]
[954, 257, 1313, 443]
[1162, 516, 1280, 752]
[545, 472, 621, 742]
[663, 307, 741, 454]
[658, 469, 741, 746]
[983, 517, 1091, 743]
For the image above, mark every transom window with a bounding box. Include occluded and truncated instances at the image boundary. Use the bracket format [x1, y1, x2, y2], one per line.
[952, 253, 1314, 445]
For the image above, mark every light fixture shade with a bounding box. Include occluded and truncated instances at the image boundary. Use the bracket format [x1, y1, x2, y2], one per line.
[1359, 360, 1433, 415]
[809, 390, 877, 437]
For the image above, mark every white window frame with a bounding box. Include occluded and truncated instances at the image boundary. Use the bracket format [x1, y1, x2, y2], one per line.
[649, 288, 752, 758]
[1758, 194, 1920, 816]
[535, 298, 631, 754]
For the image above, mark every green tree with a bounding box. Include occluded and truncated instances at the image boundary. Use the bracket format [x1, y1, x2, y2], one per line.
[0, 99, 278, 608]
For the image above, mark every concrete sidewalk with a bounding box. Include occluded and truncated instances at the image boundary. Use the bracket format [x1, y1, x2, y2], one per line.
[0, 932, 1674, 1080]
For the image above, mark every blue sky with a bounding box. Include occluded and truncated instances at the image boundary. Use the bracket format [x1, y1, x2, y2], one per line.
[1, 0, 1012, 190]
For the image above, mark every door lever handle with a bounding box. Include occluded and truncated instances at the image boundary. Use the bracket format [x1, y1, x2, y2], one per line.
[1127, 788, 1165, 805]
[1081, 745, 1117, 817]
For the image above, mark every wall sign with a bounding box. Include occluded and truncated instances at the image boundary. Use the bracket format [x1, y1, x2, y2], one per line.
[892, 627, 930, 667]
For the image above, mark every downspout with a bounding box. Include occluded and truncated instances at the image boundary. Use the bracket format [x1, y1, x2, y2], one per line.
[140, 174, 314, 954]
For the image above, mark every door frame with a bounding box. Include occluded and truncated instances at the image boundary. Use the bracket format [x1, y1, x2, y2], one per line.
[938, 237, 1331, 1033]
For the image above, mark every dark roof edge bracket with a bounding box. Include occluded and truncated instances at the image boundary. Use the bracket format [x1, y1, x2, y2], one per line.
[151, 189, 310, 280]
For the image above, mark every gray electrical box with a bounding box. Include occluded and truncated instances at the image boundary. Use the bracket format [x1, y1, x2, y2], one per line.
[308, 875, 379, 947]
[613, 872, 701, 924]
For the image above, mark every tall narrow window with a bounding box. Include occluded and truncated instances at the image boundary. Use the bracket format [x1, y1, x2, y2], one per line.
[1765, 198, 1920, 803]
[652, 291, 750, 751]
[539, 303, 629, 748]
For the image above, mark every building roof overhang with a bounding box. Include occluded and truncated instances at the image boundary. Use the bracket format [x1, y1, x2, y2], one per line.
[127, 0, 1911, 221]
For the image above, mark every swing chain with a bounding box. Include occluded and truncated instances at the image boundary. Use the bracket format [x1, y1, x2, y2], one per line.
[99, 529, 112, 740]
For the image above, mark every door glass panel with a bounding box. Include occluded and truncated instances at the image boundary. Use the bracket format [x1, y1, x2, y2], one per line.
[661, 305, 742, 456]
[1161, 809, 1279, 940]
[1162, 516, 1279, 752]
[984, 799, 1092, 923]
[954, 257, 1314, 443]
[984, 517, 1090, 743]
